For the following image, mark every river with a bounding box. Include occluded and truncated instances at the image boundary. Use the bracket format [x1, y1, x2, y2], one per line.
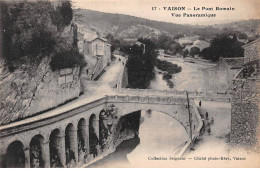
[152, 57, 213, 92]
[88, 110, 189, 168]
[87, 57, 200, 168]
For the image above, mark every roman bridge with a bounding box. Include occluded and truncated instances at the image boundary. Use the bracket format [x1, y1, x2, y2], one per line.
[0, 92, 203, 168]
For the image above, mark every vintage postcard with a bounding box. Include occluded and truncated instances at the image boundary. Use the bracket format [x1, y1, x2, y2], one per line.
[0, 0, 259, 168]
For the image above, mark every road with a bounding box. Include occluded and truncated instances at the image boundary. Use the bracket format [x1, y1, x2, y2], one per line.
[184, 100, 232, 167]
[81, 55, 124, 96]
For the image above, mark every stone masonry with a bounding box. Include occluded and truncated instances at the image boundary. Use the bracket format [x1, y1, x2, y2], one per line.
[230, 38, 260, 151]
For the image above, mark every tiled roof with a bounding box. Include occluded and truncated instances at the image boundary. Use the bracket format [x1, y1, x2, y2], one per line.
[85, 36, 108, 42]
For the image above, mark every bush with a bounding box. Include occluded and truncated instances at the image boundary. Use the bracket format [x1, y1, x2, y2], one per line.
[190, 47, 200, 57]
[181, 49, 189, 58]
[163, 73, 172, 80]
[156, 59, 182, 74]
[50, 51, 86, 71]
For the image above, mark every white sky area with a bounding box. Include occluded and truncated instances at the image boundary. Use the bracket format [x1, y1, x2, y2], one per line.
[73, 0, 260, 25]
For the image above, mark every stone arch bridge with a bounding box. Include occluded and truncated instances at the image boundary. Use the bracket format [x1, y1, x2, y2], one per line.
[0, 92, 203, 168]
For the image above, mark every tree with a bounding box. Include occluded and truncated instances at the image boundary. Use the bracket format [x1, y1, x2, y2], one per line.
[200, 34, 244, 61]
[1, 0, 76, 72]
[51, 1, 73, 31]
[157, 34, 172, 49]
[168, 41, 182, 55]
[105, 33, 114, 43]
[181, 49, 189, 58]
[190, 47, 200, 57]
[126, 38, 157, 88]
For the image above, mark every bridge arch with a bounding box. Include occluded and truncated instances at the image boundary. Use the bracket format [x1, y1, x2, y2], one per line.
[112, 101, 192, 137]
[89, 114, 99, 158]
[126, 109, 189, 139]
[5, 140, 25, 168]
[77, 118, 88, 163]
[49, 129, 64, 168]
[65, 123, 77, 167]
[29, 134, 45, 168]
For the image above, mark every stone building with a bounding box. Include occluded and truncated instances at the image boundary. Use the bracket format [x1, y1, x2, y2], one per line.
[82, 37, 111, 80]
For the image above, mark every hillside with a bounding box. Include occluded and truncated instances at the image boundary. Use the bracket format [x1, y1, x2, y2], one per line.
[75, 9, 259, 39]
[212, 19, 260, 35]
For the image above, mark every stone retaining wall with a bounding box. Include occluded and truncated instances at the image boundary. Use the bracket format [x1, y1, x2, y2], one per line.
[230, 75, 260, 151]
[0, 57, 81, 126]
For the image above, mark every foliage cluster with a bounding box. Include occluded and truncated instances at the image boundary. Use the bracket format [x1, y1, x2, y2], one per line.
[190, 47, 200, 57]
[200, 34, 244, 62]
[156, 59, 182, 75]
[50, 51, 85, 71]
[156, 34, 182, 55]
[124, 38, 157, 89]
[1, 1, 76, 72]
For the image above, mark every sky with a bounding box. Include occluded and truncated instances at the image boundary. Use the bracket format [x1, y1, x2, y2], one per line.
[73, 0, 260, 25]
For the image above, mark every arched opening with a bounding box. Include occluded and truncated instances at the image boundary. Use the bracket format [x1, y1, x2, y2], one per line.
[127, 109, 189, 164]
[65, 123, 76, 167]
[77, 118, 87, 163]
[89, 114, 99, 158]
[6, 140, 25, 168]
[30, 135, 44, 168]
[99, 109, 110, 150]
[49, 129, 63, 168]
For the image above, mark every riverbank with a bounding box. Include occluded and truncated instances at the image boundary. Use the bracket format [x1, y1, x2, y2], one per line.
[158, 57, 213, 92]
[155, 59, 182, 88]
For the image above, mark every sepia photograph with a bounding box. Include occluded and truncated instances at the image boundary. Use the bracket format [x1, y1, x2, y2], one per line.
[0, 0, 259, 168]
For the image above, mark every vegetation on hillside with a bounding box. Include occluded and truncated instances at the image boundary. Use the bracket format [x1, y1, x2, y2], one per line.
[50, 1, 73, 31]
[75, 9, 260, 40]
[50, 51, 85, 71]
[1, 0, 83, 72]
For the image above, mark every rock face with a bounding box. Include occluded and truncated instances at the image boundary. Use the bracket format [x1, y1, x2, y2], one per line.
[0, 57, 81, 125]
[0, 1, 82, 126]
[99, 110, 141, 153]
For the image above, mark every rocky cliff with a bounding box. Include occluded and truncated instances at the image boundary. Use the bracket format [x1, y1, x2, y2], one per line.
[0, 1, 83, 125]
